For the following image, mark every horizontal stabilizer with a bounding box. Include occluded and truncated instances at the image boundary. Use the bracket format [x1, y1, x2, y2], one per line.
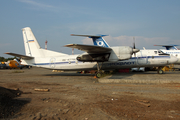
[64, 44, 112, 53]
[71, 34, 108, 38]
[5, 52, 34, 60]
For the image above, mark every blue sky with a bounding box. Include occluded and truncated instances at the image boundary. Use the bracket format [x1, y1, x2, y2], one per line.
[1, 0, 180, 58]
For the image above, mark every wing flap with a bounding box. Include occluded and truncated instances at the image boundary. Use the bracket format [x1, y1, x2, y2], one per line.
[5, 52, 34, 60]
[64, 44, 112, 53]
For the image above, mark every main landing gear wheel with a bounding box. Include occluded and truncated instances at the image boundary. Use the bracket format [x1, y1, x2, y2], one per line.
[95, 62, 103, 78]
[96, 72, 102, 78]
[158, 70, 164, 74]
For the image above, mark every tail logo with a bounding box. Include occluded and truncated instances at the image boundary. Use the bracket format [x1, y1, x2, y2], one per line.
[97, 41, 104, 46]
[28, 40, 34, 43]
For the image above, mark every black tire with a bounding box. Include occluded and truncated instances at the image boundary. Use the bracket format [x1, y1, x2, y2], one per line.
[96, 72, 102, 78]
[158, 70, 163, 74]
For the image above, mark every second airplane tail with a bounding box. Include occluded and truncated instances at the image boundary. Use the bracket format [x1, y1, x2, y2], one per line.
[71, 34, 110, 48]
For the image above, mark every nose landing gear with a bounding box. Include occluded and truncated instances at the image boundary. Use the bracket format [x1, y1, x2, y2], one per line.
[157, 67, 164, 74]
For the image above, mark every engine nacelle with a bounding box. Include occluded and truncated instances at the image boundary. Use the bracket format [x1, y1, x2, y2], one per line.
[77, 53, 110, 62]
[108, 46, 133, 61]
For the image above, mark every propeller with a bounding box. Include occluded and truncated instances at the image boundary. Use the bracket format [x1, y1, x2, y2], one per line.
[132, 37, 139, 56]
[133, 37, 135, 49]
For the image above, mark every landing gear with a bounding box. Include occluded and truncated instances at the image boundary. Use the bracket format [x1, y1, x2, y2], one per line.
[95, 72, 102, 78]
[157, 67, 164, 74]
[158, 69, 164, 74]
[95, 62, 103, 78]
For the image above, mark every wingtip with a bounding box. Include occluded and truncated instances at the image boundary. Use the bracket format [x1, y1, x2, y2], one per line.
[64, 44, 76, 47]
[4, 52, 10, 54]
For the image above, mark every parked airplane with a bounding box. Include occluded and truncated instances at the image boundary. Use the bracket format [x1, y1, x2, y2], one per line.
[1, 59, 24, 69]
[71, 34, 178, 73]
[5, 27, 177, 77]
[154, 45, 180, 64]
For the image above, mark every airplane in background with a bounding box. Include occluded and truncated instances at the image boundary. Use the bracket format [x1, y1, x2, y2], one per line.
[0, 59, 24, 69]
[71, 34, 179, 73]
[153, 45, 180, 64]
[5, 27, 177, 77]
[154, 45, 179, 50]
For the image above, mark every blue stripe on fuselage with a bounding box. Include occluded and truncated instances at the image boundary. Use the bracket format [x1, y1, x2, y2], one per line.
[32, 56, 170, 66]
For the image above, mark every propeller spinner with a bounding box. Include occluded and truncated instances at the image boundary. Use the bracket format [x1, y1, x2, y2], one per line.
[132, 37, 139, 56]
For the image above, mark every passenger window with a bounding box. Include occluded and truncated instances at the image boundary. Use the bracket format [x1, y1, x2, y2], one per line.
[154, 51, 157, 54]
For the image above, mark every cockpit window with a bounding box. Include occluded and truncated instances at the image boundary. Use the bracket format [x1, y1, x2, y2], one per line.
[158, 50, 165, 54]
[158, 50, 161, 53]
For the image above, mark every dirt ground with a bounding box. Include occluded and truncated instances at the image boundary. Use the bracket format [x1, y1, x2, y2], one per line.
[0, 67, 180, 120]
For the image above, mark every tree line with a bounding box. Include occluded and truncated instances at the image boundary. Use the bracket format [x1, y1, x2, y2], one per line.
[0, 56, 16, 62]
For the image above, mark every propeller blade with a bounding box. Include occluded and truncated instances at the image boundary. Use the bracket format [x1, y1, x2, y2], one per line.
[132, 37, 139, 57]
[133, 37, 135, 49]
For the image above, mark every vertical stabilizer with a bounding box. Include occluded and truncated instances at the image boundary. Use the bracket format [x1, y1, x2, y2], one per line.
[154, 45, 179, 50]
[71, 34, 110, 48]
[22, 27, 44, 57]
[164, 45, 178, 50]
[22, 27, 67, 57]
[91, 35, 110, 48]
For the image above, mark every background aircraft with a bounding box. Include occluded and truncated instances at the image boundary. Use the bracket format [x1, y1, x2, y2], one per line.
[5, 27, 177, 77]
[154, 45, 179, 50]
[154, 45, 180, 65]
[71, 34, 178, 74]
[0, 59, 24, 69]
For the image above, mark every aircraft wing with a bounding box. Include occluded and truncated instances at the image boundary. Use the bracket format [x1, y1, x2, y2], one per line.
[5, 52, 34, 60]
[64, 44, 112, 53]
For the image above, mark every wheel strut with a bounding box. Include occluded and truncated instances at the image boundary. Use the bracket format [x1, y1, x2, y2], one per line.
[157, 67, 164, 74]
[96, 62, 103, 78]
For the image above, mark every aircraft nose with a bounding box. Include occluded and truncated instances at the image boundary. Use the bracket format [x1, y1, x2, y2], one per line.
[176, 58, 180, 64]
[169, 56, 178, 64]
[173, 57, 180, 64]
[133, 48, 140, 53]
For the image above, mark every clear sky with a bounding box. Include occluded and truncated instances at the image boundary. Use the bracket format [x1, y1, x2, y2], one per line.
[1, 0, 180, 58]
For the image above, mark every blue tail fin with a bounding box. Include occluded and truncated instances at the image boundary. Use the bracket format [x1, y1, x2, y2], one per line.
[163, 45, 178, 50]
[71, 34, 110, 48]
[154, 45, 179, 50]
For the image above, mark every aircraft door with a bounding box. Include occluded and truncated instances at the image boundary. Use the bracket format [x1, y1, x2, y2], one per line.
[137, 55, 148, 65]
[49, 58, 56, 68]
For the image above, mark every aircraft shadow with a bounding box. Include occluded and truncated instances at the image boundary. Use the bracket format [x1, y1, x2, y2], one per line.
[0, 86, 31, 119]
[107, 71, 158, 79]
[44, 72, 95, 77]
[44, 71, 158, 78]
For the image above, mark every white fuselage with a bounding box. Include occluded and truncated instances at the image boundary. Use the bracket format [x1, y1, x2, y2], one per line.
[19, 27, 178, 71]
[21, 50, 177, 71]
[162, 50, 180, 64]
